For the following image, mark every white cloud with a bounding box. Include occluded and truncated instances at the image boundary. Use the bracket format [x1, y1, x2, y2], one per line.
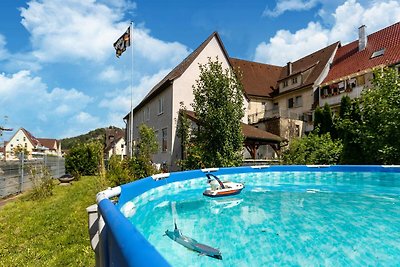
[19, 0, 190, 66]
[98, 66, 128, 83]
[0, 34, 9, 60]
[263, 0, 320, 17]
[20, 0, 129, 62]
[133, 29, 189, 65]
[255, 22, 329, 65]
[0, 70, 94, 138]
[99, 68, 171, 112]
[255, 0, 400, 65]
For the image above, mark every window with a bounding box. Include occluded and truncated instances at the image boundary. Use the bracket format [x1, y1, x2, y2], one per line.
[294, 95, 302, 107]
[347, 78, 357, 89]
[292, 77, 298, 84]
[283, 80, 288, 87]
[162, 128, 167, 152]
[273, 102, 279, 110]
[23, 137, 26, 141]
[338, 81, 345, 92]
[158, 97, 164, 114]
[261, 101, 265, 106]
[143, 106, 150, 121]
[288, 98, 294, 108]
[370, 48, 385, 59]
[25, 143, 27, 148]
[121, 144, 124, 149]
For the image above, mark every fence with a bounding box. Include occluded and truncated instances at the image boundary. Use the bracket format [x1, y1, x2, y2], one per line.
[0, 155, 65, 198]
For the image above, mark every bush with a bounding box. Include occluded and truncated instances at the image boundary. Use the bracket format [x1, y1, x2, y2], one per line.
[65, 141, 104, 176]
[282, 132, 343, 165]
[28, 164, 55, 200]
[106, 156, 134, 187]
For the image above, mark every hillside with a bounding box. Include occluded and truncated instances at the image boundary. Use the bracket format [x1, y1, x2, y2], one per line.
[61, 126, 123, 150]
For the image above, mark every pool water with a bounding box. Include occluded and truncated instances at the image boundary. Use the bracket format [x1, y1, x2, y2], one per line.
[125, 171, 400, 266]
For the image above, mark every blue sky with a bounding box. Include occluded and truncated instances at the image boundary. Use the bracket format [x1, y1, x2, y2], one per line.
[0, 0, 399, 142]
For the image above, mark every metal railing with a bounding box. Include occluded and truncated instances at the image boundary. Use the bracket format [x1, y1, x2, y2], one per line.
[248, 109, 303, 124]
[0, 155, 65, 198]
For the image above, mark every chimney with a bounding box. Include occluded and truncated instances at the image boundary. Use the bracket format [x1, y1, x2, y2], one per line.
[287, 62, 292, 76]
[358, 25, 367, 51]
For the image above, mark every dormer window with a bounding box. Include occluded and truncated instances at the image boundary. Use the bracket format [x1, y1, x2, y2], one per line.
[283, 80, 288, 87]
[370, 48, 385, 59]
[292, 77, 298, 84]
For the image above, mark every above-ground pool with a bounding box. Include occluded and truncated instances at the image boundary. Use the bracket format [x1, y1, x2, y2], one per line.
[91, 166, 400, 267]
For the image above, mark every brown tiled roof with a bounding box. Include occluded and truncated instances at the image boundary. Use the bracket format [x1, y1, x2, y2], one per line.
[322, 22, 400, 84]
[37, 138, 58, 150]
[124, 32, 231, 119]
[230, 58, 282, 98]
[183, 110, 281, 143]
[277, 42, 340, 93]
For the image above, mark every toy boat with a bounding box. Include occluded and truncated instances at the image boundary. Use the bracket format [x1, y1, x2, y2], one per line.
[203, 173, 244, 197]
[165, 223, 222, 260]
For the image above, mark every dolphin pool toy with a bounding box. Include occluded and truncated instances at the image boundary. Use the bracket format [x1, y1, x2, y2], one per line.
[165, 223, 222, 260]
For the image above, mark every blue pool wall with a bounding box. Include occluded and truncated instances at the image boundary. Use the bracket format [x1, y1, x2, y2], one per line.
[96, 165, 400, 267]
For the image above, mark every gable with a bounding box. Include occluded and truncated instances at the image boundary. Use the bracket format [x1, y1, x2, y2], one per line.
[125, 32, 231, 119]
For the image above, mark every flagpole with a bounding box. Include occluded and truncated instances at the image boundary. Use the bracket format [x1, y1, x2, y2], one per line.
[130, 21, 134, 157]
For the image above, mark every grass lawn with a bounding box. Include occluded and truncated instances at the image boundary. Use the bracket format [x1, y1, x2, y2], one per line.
[0, 176, 106, 266]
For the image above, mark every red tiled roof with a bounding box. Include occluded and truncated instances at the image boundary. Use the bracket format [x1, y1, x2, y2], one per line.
[183, 110, 282, 143]
[230, 58, 282, 98]
[37, 138, 58, 150]
[323, 22, 400, 84]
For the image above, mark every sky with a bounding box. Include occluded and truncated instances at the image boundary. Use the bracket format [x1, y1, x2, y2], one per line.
[0, 0, 399, 143]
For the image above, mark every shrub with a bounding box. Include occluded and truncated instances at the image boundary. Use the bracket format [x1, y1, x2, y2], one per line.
[282, 132, 343, 165]
[28, 163, 55, 200]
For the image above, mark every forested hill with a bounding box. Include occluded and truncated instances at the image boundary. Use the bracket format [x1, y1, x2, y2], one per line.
[61, 126, 123, 150]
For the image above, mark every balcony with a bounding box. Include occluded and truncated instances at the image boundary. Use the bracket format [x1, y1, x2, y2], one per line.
[248, 108, 303, 124]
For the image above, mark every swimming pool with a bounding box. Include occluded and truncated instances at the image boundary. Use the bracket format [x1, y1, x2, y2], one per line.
[91, 166, 400, 266]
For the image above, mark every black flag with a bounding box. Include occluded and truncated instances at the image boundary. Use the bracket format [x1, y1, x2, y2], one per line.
[113, 26, 131, 58]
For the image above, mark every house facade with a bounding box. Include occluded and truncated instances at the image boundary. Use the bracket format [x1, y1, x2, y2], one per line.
[124, 32, 279, 170]
[4, 128, 61, 160]
[240, 42, 339, 143]
[104, 127, 126, 160]
[318, 23, 400, 110]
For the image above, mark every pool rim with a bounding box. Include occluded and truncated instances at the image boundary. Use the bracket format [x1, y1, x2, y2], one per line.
[92, 165, 400, 267]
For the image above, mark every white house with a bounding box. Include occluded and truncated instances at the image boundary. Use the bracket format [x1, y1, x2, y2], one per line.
[4, 128, 61, 160]
[104, 127, 126, 160]
[124, 32, 281, 170]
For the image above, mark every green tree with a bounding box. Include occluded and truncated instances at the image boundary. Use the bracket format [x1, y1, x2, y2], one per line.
[191, 58, 245, 168]
[282, 132, 343, 165]
[313, 106, 323, 130]
[339, 95, 352, 119]
[337, 97, 364, 164]
[65, 140, 104, 177]
[134, 124, 159, 177]
[360, 67, 400, 164]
